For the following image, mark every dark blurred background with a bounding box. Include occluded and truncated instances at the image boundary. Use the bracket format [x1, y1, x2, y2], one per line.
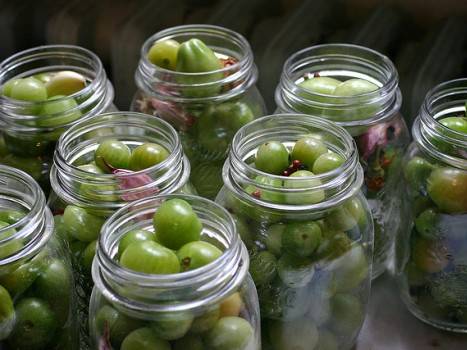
[3, 0, 466, 123]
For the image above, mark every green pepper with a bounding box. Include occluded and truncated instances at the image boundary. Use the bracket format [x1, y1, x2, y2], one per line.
[176, 38, 223, 98]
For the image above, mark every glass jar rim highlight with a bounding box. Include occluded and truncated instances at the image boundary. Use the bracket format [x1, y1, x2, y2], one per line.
[135, 24, 258, 104]
[414, 78, 467, 169]
[223, 113, 364, 213]
[275, 43, 401, 129]
[50, 111, 191, 214]
[92, 193, 248, 317]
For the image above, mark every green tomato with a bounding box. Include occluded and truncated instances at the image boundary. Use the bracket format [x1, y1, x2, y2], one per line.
[312, 152, 345, 174]
[0, 221, 22, 260]
[0, 284, 14, 327]
[151, 312, 194, 340]
[0, 154, 43, 180]
[148, 39, 180, 70]
[95, 305, 144, 348]
[177, 241, 222, 271]
[120, 241, 180, 274]
[298, 76, 341, 95]
[205, 316, 253, 350]
[62, 205, 105, 242]
[249, 250, 277, 286]
[0, 210, 25, 224]
[427, 167, 467, 213]
[255, 141, 289, 175]
[95, 139, 132, 171]
[190, 162, 224, 200]
[37, 95, 81, 127]
[2, 78, 21, 97]
[129, 143, 169, 171]
[315, 330, 338, 350]
[283, 170, 325, 205]
[329, 244, 369, 292]
[291, 137, 328, 169]
[215, 102, 255, 131]
[282, 221, 322, 258]
[153, 199, 202, 250]
[173, 334, 204, 350]
[333, 78, 378, 96]
[325, 200, 362, 232]
[277, 254, 315, 288]
[246, 175, 284, 203]
[404, 156, 436, 192]
[8, 298, 56, 350]
[9, 77, 47, 102]
[45, 70, 86, 97]
[190, 306, 220, 334]
[118, 229, 157, 257]
[82, 240, 97, 273]
[267, 319, 319, 350]
[314, 230, 352, 261]
[231, 214, 254, 249]
[414, 209, 442, 240]
[176, 38, 223, 98]
[329, 293, 364, 336]
[78, 163, 104, 174]
[411, 238, 449, 274]
[121, 327, 171, 350]
[264, 223, 285, 256]
[440, 116, 467, 134]
[32, 73, 53, 84]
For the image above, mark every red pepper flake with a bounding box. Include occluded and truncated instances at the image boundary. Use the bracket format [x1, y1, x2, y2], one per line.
[252, 190, 261, 198]
[367, 176, 385, 192]
[282, 170, 290, 176]
[220, 57, 238, 68]
[313, 72, 321, 78]
[381, 156, 393, 169]
[292, 160, 301, 168]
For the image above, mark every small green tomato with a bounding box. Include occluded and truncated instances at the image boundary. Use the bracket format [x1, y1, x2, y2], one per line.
[95, 139, 132, 171]
[147, 39, 180, 70]
[283, 170, 325, 205]
[177, 241, 222, 271]
[129, 143, 169, 171]
[118, 229, 157, 257]
[205, 316, 253, 350]
[291, 137, 328, 169]
[282, 221, 322, 258]
[62, 205, 105, 242]
[45, 70, 86, 97]
[9, 77, 47, 102]
[255, 141, 289, 175]
[312, 152, 345, 174]
[121, 327, 171, 350]
[298, 76, 341, 95]
[120, 241, 180, 274]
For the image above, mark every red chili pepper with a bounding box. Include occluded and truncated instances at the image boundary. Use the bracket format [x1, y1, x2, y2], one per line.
[252, 190, 261, 198]
[366, 176, 385, 191]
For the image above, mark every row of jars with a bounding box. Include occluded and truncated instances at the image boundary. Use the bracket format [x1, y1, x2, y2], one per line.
[0, 24, 464, 350]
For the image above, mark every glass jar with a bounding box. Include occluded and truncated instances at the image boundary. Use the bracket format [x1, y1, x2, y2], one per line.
[0, 165, 77, 349]
[275, 44, 409, 278]
[89, 194, 260, 350]
[48, 111, 192, 347]
[216, 114, 374, 350]
[396, 78, 467, 332]
[131, 24, 266, 199]
[0, 45, 115, 193]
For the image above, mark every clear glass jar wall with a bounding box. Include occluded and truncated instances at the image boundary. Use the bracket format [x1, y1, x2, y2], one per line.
[48, 111, 192, 346]
[0, 45, 115, 193]
[131, 24, 266, 199]
[0, 165, 77, 349]
[90, 194, 260, 350]
[396, 78, 467, 332]
[216, 114, 374, 350]
[275, 44, 409, 278]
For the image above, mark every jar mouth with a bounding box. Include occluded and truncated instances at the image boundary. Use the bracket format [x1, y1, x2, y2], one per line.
[224, 113, 363, 212]
[93, 194, 248, 315]
[50, 112, 190, 213]
[0, 165, 52, 267]
[276, 43, 400, 128]
[136, 24, 257, 103]
[415, 78, 467, 169]
[0, 45, 113, 135]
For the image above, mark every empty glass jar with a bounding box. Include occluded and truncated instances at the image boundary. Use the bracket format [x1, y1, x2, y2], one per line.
[89, 194, 260, 350]
[396, 78, 467, 332]
[275, 44, 409, 278]
[131, 24, 266, 199]
[216, 114, 374, 350]
[0, 45, 115, 193]
[0, 165, 77, 349]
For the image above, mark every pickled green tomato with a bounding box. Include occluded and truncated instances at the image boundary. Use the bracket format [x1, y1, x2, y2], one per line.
[34, 259, 70, 300]
[411, 238, 449, 273]
[312, 152, 345, 174]
[255, 141, 289, 175]
[0, 210, 25, 224]
[1, 79, 21, 97]
[440, 116, 467, 134]
[129, 143, 169, 171]
[9, 77, 47, 102]
[37, 95, 81, 127]
[147, 39, 180, 70]
[8, 298, 56, 350]
[0, 221, 22, 260]
[283, 170, 325, 205]
[62, 205, 105, 242]
[121, 327, 171, 350]
[249, 251, 277, 286]
[215, 102, 254, 131]
[151, 312, 194, 340]
[427, 167, 467, 213]
[332, 78, 378, 96]
[331, 245, 369, 292]
[177, 241, 222, 271]
[120, 241, 180, 274]
[264, 223, 285, 256]
[415, 209, 441, 240]
[45, 70, 86, 97]
[291, 137, 328, 168]
[32, 73, 53, 84]
[330, 293, 364, 336]
[205, 316, 254, 350]
[315, 330, 338, 350]
[118, 229, 157, 256]
[268, 319, 319, 350]
[95, 139, 132, 171]
[153, 199, 202, 250]
[82, 240, 97, 272]
[190, 307, 220, 333]
[404, 156, 436, 191]
[298, 76, 341, 95]
[246, 176, 284, 203]
[277, 254, 315, 288]
[0, 284, 14, 324]
[78, 163, 104, 174]
[282, 221, 322, 258]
